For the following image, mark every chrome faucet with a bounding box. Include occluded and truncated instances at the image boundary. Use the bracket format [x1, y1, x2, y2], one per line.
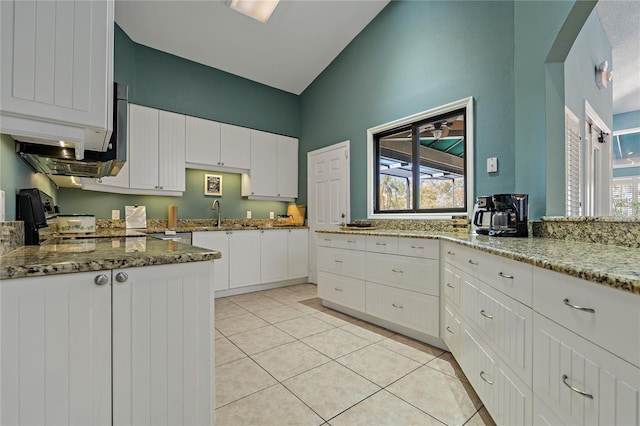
[211, 200, 221, 227]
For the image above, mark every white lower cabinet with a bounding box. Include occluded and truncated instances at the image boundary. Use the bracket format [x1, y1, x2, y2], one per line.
[317, 271, 366, 311]
[260, 229, 288, 283]
[443, 305, 461, 357]
[112, 262, 213, 426]
[317, 234, 440, 342]
[192, 231, 230, 291]
[288, 228, 309, 279]
[1, 262, 214, 426]
[193, 229, 309, 293]
[366, 281, 439, 335]
[461, 325, 533, 426]
[532, 312, 639, 426]
[1, 271, 112, 426]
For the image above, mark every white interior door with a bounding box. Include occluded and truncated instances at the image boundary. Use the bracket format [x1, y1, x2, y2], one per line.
[307, 141, 350, 283]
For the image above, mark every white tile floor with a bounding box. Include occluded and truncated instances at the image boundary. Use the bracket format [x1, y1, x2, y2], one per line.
[215, 283, 495, 426]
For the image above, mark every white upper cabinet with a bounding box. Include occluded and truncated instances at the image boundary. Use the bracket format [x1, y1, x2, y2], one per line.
[185, 120, 250, 172]
[220, 123, 251, 170]
[0, 0, 114, 152]
[242, 130, 298, 200]
[127, 104, 185, 193]
[185, 116, 221, 166]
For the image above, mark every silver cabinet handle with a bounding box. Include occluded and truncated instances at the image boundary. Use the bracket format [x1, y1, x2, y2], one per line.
[411, 245, 424, 249]
[391, 269, 404, 273]
[447, 251, 455, 255]
[563, 298, 595, 313]
[347, 240, 356, 243]
[392, 303, 404, 309]
[376, 242, 386, 246]
[562, 374, 593, 399]
[480, 371, 493, 385]
[468, 259, 479, 265]
[334, 260, 343, 264]
[446, 326, 454, 334]
[480, 310, 493, 319]
[115, 272, 128, 283]
[94, 274, 109, 286]
[324, 238, 331, 241]
[498, 272, 514, 279]
[446, 283, 455, 288]
[334, 287, 343, 292]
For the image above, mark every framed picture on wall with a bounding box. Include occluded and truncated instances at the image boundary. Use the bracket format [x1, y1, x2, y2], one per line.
[204, 174, 222, 196]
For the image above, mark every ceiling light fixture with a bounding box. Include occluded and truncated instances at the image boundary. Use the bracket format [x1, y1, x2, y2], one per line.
[225, 0, 280, 23]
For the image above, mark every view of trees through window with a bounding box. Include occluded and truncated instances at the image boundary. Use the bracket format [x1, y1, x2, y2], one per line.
[375, 108, 466, 213]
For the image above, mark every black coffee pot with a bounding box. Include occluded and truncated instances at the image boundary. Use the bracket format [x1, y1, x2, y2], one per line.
[488, 194, 528, 237]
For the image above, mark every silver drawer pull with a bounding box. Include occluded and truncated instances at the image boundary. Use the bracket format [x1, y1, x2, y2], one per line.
[411, 245, 424, 249]
[446, 326, 454, 334]
[468, 259, 479, 265]
[562, 374, 593, 399]
[563, 298, 595, 313]
[334, 260, 343, 264]
[324, 238, 332, 241]
[480, 371, 493, 385]
[376, 242, 387, 246]
[480, 310, 493, 319]
[347, 240, 356, 243]
[392, 269, 404, 273]
[334, 287, 343, 292]
[392, 303, 404, 309]
[447, 251, 455, 255]
[498, 272, 514, 279]
[446, 283, 455, 288]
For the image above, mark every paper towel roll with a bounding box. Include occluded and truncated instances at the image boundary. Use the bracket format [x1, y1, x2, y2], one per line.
[168, 205, 178, 229]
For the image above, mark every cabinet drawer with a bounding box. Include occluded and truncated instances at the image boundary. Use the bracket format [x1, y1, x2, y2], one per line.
[317, 272, 365, 311]
[444, 305, 461, 356]
[366, 252, 439, 296]
[365, 282, 439, 336]
[443, 263, 461, 309]
[317, 246, 365, 280]
[317, 233, 366, 250]
[366, 235, 399, 254]
[533, 313, 640, 426]
[462, 274, 533, 386]
[398, 238, 439, 259]
[442, 242, 459, 265]
[476, 254, 533, 307]
[533, 268, 640, 368]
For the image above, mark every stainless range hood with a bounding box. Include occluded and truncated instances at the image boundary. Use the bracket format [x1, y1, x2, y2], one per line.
[16, 83, 128, 182]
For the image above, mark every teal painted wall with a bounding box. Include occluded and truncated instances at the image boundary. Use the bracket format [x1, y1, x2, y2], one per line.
[57, 24, 301, 220]
[514, 1, 574, 219]
[0, 135, 58, 220]
[299, 1, 517, 219]
[614, 111, 640, 130]
[614, 167, 640, 178]
[58, 169, 289, 219]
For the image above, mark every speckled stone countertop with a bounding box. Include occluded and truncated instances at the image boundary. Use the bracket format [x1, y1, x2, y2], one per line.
[317, 229, 640, 295]
[0, 236, 221, 280]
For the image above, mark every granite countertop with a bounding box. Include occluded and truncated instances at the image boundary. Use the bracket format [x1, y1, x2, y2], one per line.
[0, 235, 221, 280]
[316, 229, 640, 295]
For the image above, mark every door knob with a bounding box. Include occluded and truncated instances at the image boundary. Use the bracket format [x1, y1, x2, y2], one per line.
[115, 272, 128, 283]
[94, 274, 109, 286]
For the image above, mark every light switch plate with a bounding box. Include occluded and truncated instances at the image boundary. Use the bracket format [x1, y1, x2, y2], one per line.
[487, 157, 498, 173]
[112, 209, 120, 220]
[269, 211, 275, 219]
[246, 211, 252, 219]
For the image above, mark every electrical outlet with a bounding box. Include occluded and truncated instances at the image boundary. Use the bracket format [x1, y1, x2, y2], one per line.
[269, 212, 275, 219]
[487, 157, 498, 173]
[246, 211, 252, 219]
[112, 209, 120, 220]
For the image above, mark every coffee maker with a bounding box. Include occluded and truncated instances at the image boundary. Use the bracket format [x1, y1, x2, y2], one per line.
[472, 195, 494, 235]
[16, 188, 58, 245]
[488, 194, 528, 237]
